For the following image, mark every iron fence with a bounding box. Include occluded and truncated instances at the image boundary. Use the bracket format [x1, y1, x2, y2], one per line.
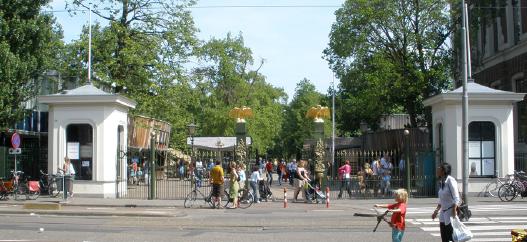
[321, 175, 436, 200]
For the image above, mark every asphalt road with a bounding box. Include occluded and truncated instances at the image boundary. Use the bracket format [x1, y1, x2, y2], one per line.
[0, 198, 526, 242]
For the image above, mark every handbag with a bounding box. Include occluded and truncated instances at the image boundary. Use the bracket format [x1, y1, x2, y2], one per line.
[451, 216, 473, 242]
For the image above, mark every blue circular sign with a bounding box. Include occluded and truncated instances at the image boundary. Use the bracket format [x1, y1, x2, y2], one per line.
[11, 133, 21, 149]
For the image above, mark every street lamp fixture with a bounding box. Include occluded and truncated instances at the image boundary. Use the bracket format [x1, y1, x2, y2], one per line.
[187, 123, 197, 163]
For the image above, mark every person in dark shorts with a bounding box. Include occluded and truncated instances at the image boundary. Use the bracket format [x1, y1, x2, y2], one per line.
[209, 160, 224, 208]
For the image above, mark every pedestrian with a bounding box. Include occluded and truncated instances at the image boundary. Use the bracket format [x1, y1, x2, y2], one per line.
[277, 160, 285, 186]
[178, 159, 185, 180]
[431, 162, 460, 242]
[381, 155, 393, 196]
[250, 166, 261, 203]
[293, 160, 310, 202]
[374, 188, 408, 242]
[337, 160, 352, 199]
[61, 157, 75, 198]
[265, 159, 274, 186]
[209, 160, 224, 209]
[144, 161, 150, 185]
[289, 159, 297, 186]
[237, 164, 246, 190]
[228, 162, 239, 209]
[195, 160, 204, 187]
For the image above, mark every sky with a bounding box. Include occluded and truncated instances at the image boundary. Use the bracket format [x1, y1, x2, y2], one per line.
[48, 0, 345, 100]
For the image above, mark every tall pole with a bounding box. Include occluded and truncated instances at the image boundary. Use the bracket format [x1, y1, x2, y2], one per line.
[88, 3, 92, 84]
[149, 131, 156, 200]
[464, 3, 472, 78]
[331, 77, 336, 178]
[461, 0, 469, 205]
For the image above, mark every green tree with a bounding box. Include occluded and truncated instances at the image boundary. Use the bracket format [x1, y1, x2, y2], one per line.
[192, 34, 287, 153]
[0, 0, 62, 128]
[324, 0, 453, 132]
[63, 0, 199, 147]
[65, 0, 198, 114]
[279, 79, 326, 159]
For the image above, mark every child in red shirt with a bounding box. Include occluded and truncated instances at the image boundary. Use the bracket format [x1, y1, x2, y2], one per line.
[374, 188, 408, 242]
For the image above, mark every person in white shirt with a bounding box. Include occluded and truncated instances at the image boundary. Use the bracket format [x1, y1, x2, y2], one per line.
[250, 166, 261, 203]
[431, 162, 461, 242]
[60, 157, 75, 198]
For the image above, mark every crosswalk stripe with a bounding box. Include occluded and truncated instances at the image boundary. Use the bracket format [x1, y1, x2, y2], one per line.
[431, 231, 511, 237]
[489, 216, 527, 220]
[420, 224, 527, 232]
[471, 238, 511, 242]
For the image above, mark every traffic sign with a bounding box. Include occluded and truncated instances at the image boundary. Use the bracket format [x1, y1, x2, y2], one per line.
[11, 133, 21, 149]
[8, 148, 21, 155]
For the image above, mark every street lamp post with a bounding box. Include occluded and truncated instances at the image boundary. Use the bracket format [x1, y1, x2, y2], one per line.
[404, 129, 411, 195]
[187, 123, 197, 163]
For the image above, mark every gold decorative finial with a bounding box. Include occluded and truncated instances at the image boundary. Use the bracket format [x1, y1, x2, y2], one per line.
[306, 105, 330, 122]
[229, 106, 253, 123]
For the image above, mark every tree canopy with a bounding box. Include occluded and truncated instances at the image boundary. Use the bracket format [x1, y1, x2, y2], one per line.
[0, 0, 62, 128]
[324, 0, 454, 132]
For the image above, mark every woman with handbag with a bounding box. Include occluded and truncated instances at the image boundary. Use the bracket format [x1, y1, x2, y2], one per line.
[431, 162, 461, 242]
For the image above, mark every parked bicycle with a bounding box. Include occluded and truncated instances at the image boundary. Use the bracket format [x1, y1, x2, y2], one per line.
[480, 174, 513, 197]
[184, 175, 228, 209]
[498, 170, 527, 202]
[38, 170, 60, 198]
[223, 187, 255, 209]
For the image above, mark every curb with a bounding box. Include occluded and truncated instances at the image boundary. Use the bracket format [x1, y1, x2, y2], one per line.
[0, 209, 182, 218]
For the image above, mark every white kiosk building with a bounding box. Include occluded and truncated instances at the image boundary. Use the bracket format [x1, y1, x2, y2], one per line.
[423, 81, 525, 194]
[39, 84, 136, 198]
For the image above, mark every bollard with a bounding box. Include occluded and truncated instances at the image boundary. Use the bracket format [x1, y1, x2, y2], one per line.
[326, 187, 330, 208]
[284, 187, 287, 208]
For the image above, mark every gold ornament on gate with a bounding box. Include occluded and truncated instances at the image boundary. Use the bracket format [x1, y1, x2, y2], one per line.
[306, 105, 330, 123]
[229, 106, 253, 123]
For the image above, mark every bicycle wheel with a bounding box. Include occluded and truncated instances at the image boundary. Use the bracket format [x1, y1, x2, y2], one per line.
[221, 189, 230, 208]
[486, 180, 500, 197]
[48, 181, 60, 197]
[498, 184, 517, 202]
[238, 190, 254, 209]
[184, 190, 207, 208]
[14, 184, 27, 201]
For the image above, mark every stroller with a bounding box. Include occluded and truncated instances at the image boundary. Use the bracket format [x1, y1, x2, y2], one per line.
[258, 180, 273, 202]
[304, 180, 326, 203]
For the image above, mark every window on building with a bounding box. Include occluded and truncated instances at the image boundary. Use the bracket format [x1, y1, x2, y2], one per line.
[522, 0, 527, 33]
[517, 79, 527, 144]
[500, 5, 508, 44]
[66, 124, 93, 180]
[469, 122, 496, 177]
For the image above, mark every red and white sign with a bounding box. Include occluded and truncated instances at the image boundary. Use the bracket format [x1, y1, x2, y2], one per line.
[11, 133, 21, 149]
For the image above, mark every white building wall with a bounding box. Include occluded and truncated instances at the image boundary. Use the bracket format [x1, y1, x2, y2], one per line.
[432, 102, 516, 194]
[47, 104, 129, 198]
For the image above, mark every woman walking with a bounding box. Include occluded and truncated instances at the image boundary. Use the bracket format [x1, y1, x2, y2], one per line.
[250, 166, 261, 203]
[293, 160, 310, 202]
[431, 162, 460, 242]
[228, 162, 239, 209]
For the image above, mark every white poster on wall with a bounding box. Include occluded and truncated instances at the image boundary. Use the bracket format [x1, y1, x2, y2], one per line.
[67, 142, 80, 160]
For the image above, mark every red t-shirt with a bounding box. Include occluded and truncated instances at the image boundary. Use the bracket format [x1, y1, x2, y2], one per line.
[387, 202, 406, 231]
[266, 162, 273, 172]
